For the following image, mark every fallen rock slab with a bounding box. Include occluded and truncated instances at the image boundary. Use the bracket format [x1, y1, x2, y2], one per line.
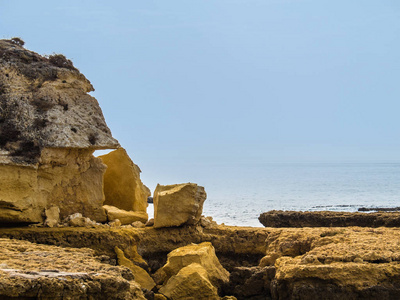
[259, 210, 400, 228]
[99, 148, 150, 213]
[153, 183, 206, 228]
[103, 205, 148, 225]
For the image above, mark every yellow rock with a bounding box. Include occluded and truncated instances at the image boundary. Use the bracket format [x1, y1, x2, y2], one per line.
[0, 148, 107, 223]
[153, 183, 206, 228]
[44, 207, 60, 228]
[259, 253, 280, 267]
[130, 244, 148, 267]
[159, 263, 219, 300]
[157, 242, 229, 288]
[103, 205, 148, 225]
[99, 148, 150, 213]
[39, 149, 107, 222]
[0, 164, 43, 223]
[154, 294, 168, 300]
[275, 256, 400, 289]
[115, 246, 156, 291]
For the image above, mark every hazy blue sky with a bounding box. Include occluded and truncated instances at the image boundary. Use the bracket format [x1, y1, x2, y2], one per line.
[1, 1, 400, 188]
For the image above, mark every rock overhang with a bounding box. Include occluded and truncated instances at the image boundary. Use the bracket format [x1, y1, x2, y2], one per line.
[0, 39, 119, 166]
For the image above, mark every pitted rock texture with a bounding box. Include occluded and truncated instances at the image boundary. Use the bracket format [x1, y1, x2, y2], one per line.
[0, 38, 119, 165]
[0, 39, 119, 223]
[155, 242, 229, 288]
[0, 238, 146, 300]
[0, 148, 107, 223]
[159, 263, 220, 300]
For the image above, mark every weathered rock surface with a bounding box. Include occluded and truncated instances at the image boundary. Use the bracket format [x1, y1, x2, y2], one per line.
[115, 246, 156, 291]
[259, 210, 400, 228]
[0, 39, 119, 224]
[262, 227, 400, 299]
[0, 225, 270, 272]
[64, 212, 98, 227]
[0, 39, 119, 162]
[100, 148, 150, 213]
[156, 242, 229, 288]
[104, 205, 148, 225]
[159, 263, 220, 300]
[0, 238, 145, 300]
[222, 266, 275, 300]
[0, 227, 141, 262]
[3, 224, 400, 299]
[153, 183, 206, 228]
[0, 145, 108, 224]
[44, 206, 60, 227]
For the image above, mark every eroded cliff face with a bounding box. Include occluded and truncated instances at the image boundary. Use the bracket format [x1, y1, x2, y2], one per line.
[0, 39, 119, 223]
[0, 39, 119, 165]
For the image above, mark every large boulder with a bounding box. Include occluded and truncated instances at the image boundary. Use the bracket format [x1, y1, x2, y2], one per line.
[0, 39, 119, 223]
[156, 242, 229, 288]
[159, 263, 220, 300]
[153, 183, 206, 228]
[99, 148, 150, 213]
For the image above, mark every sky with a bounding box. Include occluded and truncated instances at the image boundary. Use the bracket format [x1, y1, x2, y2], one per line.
[1, 0, 400, 189]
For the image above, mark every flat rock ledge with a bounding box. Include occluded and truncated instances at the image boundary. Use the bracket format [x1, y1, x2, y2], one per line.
[0, 238, 145, 300]
[259, 210, 400, 228]
[2, 225, 400, 299]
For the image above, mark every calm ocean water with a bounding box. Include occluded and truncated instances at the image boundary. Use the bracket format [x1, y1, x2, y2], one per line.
[146, 163, 400, 227]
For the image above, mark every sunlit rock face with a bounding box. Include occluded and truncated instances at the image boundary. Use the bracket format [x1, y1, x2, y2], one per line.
[153, 183, 207, 228]
[0, 39, 119, 223]
[99, 148, 150, 213]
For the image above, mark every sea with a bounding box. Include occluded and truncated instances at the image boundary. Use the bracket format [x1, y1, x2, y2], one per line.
[145, 163, 400, 227]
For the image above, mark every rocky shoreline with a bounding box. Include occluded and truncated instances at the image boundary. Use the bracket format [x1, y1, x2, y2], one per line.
[1, 39, 400, 299]
[2, 224, 400, 299]
[259, 210, 400, 228]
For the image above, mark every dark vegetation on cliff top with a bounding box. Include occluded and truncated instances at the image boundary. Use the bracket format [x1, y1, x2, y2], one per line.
[0, 38, 80, 85]
[0, 38, 82, 163]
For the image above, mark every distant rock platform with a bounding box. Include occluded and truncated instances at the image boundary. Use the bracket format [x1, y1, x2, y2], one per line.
[259, 210, 400, 228]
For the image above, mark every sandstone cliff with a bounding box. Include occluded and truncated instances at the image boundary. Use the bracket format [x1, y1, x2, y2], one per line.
[0, 39, 119, 223]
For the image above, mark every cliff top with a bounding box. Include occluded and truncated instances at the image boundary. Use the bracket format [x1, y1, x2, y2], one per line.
[0, 38, 119, 165]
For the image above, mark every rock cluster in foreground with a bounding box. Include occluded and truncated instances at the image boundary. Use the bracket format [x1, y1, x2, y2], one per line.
[2, 225, 400, 299]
